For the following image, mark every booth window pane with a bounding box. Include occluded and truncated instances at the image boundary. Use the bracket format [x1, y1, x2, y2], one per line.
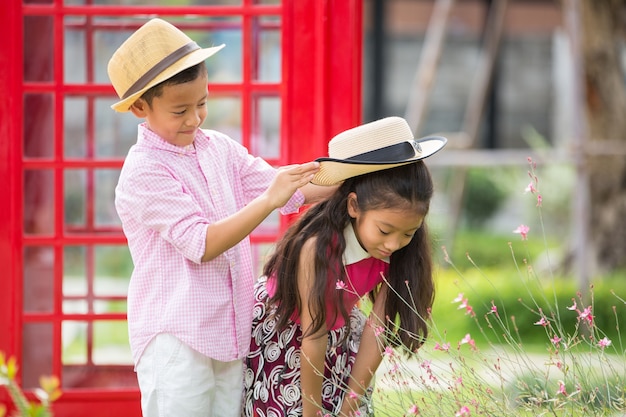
[95, 169, 121, 227]
[24, 169, 55, 236]
[23, 246, 54, 313]
[24, 94, 54, 159]
[64, 169, 86, 229]
[94, 245, 132, 296]
[167, 16, 243, 84]
[253, 16, 281, 83]
[64, 17, 87, 84]
[62, 321, 88, 365]
[92, 320, 132, 365]
[204, 96, 242, 144]
[95, 98, 137, 158]
[64, 246, 88, 316]
[22, 323, 54, 389]
[251, 95, 280, 159]
[23, 16, 53, 82]
[64, 98, 88, 158]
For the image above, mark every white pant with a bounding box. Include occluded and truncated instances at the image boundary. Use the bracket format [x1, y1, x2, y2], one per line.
[136, 333, 243, 417]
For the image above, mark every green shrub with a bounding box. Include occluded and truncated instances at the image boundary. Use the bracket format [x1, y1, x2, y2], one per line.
[432, 266, 626, 347]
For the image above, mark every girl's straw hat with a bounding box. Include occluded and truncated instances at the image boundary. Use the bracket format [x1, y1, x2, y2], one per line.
[107, 18, 225, 112]
[311, 117, 447, 186]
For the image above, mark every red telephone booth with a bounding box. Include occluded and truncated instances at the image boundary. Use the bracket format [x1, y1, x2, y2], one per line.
[0, 1, 362, 415]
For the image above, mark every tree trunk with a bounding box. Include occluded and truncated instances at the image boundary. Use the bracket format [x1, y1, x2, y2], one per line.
[581, 0, 626, 273]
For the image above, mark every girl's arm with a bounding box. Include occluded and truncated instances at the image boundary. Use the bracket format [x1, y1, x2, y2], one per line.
[297, 238, 328, 417]
[339, 284, 389, 417]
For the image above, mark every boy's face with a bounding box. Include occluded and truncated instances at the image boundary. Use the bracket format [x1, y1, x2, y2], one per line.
[131, 72, 209, 147]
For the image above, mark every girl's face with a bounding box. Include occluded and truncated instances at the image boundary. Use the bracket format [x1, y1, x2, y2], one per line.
[347, 192, 424, 260]
[130, 73, 209, 147]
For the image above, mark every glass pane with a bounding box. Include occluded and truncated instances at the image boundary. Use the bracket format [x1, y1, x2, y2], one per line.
[23, 246, 54, 313]
[64, 97, 87, 158]
[22, 322, 54, 389]
[95, 98, 137, 158]
[251, 242, 275, 278]
[23, 16, 53, 82]
[94, 299, 127, 314]
[65, 169, 86, 228]
[95, 170, 121, 227]
[167, 16, 242, 83]
[64, 16, 87, 84]
[62, 321, 88, 365]
[24, 169, 55, 235]
[252, 95, 281, 159]
[94, 245, 132, 296]
[204, 96, 242, 143]
[64, 245, 87, 296]
[255, 210, 279, 236]
[92, 320, 132, 365]
[24, 94, 54, 158]
[253, 16, 281, 82]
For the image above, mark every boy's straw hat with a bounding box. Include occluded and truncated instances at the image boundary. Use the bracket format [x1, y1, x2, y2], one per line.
[311, 117, 447, 186]
[107, 18, 225, 112]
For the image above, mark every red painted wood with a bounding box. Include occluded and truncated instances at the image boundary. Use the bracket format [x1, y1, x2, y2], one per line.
[1, 0, 362, 414]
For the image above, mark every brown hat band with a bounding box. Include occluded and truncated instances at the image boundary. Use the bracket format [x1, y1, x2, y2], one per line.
[122, 41, 201, 99]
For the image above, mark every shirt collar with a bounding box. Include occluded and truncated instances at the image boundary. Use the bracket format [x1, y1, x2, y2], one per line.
[343, 222, 390, 265]
[137, 123, 203, 155]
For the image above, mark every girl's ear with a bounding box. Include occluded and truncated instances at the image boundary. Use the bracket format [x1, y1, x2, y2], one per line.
[347, 192, 359, 218]
[130, 98, 148, 118]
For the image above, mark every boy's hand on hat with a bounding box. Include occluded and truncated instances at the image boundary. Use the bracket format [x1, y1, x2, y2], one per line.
[265, 162, 320, 208]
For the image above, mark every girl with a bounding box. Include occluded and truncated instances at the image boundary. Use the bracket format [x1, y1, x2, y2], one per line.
[243, 117, 446, 417]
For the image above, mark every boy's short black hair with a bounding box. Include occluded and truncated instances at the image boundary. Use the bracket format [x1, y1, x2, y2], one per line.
[140, 62, 208, 107]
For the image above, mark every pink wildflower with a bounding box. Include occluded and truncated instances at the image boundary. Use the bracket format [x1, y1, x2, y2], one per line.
[374, 326, 384, 337]
[557, 381, 567, 396]
[336, 280, 347, 290]
[513, 224, 530, 240]
[407, 404, 419, 415]
[525, 182, 537, 194]
[550, 335, 562, 345]
[488, 301, 498, 315]
[384, 346, 394, 357]
[459, 334, 475, 348]
[452, 293, 464, 303]
[455, 405, 471, 416]
[457, 298, 475, 317]
[567, 300, 577, 311]
[536, 194, 543, 207]
[348, 390, 358, 399]
[598, 337, 612, 349]
[534, 317, 548, 327]
[578, 306, 593, 325]
[434, 342, 450, 352]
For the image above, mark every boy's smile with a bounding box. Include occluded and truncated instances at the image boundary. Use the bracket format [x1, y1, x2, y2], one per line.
[130, 73, 209, 147]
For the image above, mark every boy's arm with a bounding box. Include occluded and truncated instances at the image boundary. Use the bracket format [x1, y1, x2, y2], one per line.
[201, 162, 319, 262]
[300, 182, 339, 205]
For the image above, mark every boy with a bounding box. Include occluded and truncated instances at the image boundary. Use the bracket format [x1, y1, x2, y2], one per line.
[107, 18, 329, 417]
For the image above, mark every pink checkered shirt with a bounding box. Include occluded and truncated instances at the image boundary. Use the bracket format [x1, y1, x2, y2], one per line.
[115, 124, 304, 366]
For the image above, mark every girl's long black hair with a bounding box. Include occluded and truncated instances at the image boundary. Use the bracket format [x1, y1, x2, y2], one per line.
[265, 160, 435, 352]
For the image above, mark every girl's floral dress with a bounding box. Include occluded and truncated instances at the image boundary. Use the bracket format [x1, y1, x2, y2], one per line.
[243, 224, 388, 417]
